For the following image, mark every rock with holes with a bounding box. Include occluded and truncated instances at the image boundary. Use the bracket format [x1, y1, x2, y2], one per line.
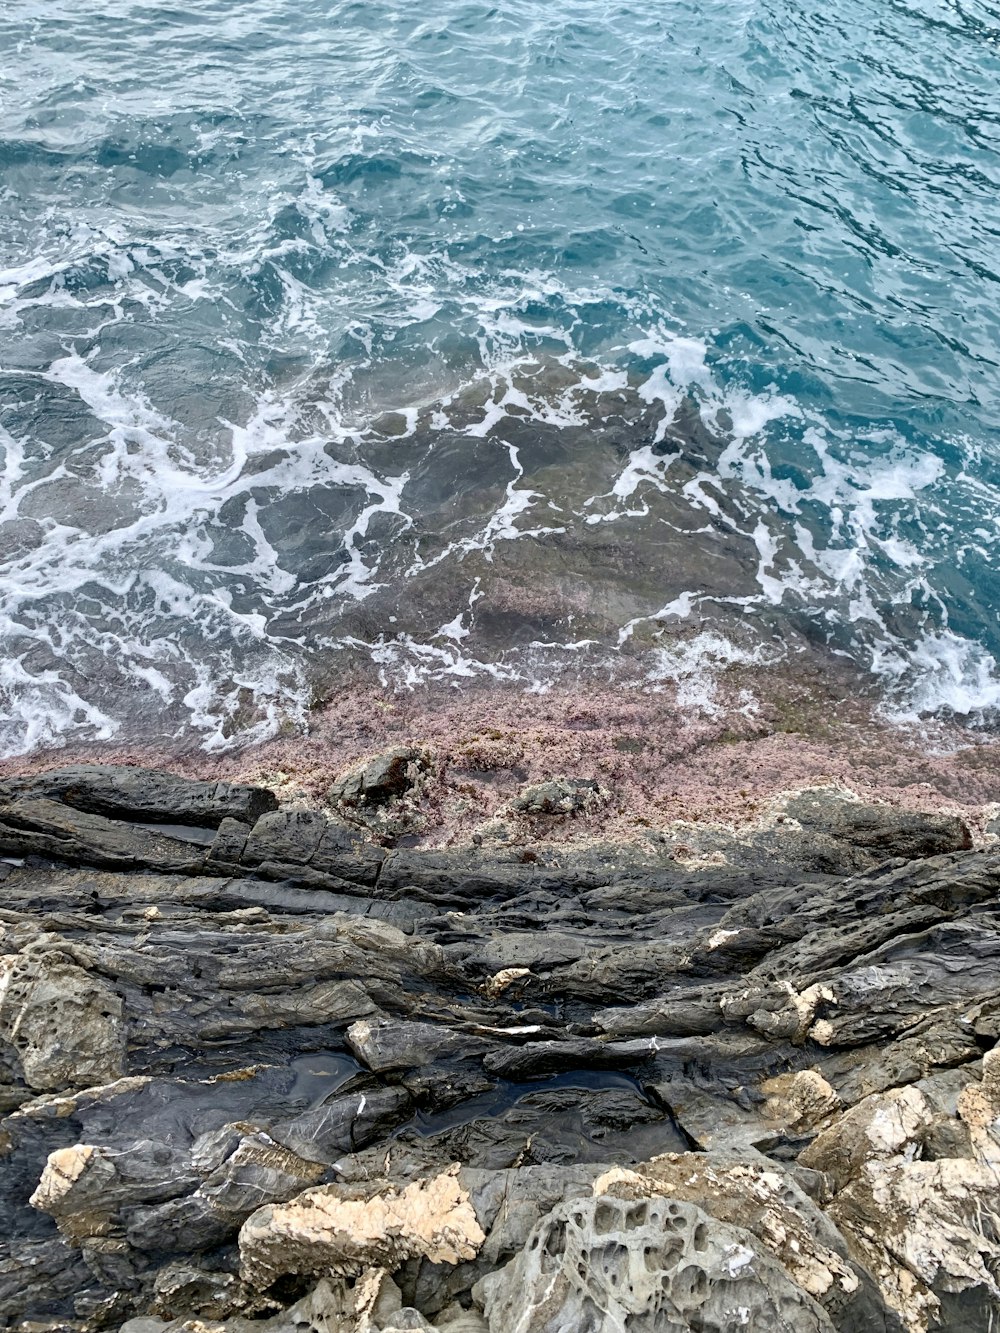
[0, 950, 126, 1091]
[590, 1156, 903, 1331]
[476, 1193, 837, 1332]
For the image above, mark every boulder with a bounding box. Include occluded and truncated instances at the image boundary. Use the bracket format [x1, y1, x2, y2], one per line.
[477, 1192, 836, 1332]
[782, 790, 971, 863]
[510, 778, 606, 817]
[330, 748, 428, 808]
[0, 951, 126, 1091]
[239, 1165, 486, 1288]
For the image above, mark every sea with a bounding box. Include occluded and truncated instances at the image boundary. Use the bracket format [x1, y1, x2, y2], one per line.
[3, 0, 1000, 757]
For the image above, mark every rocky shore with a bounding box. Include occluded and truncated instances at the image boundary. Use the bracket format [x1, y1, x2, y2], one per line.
[2, 761, 999, 1331]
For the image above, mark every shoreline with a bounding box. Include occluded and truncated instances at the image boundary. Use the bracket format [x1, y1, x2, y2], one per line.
[4, 676, 1000, 851]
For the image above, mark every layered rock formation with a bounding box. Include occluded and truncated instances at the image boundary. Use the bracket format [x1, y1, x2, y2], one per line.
[0, 764, 997, 1332]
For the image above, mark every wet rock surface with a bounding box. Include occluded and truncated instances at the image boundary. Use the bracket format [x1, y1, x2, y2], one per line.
[0, 765, 997, 1331]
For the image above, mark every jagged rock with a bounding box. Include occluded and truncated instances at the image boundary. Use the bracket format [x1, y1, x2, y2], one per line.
[30, 1140, 199, 1240]
[150, 1261, 253, 1320]
[330, 748, 429, 807]
[763, 1070, 843, 1134]
[31, 1129, 325, 1251]
[0, 951, 126, 1091]
[510, 778, 606, 817]
[477, 1191, 836, 1332]
[239, 1165, 486, 1288]
[794, 1074, 1000, 1331]
[828, 1156, 1000, 1332]
[798, 1085, 934, 1191]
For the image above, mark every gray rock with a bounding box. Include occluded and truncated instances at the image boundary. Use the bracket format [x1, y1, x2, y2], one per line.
[0, 765, 277, 828]
[477, 1193, 835, 1332]
[783, 789, 972, 862]
[347, 1018, 492, 1073]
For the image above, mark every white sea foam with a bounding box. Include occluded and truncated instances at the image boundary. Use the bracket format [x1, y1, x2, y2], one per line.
[3, 211, 999, 753]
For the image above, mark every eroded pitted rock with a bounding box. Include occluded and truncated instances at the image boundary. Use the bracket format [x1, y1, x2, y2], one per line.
[239, 1165, 486, 1289]
[0, 950, 126, 1091]
[590, 1154, 902, 1331]
[477, 1192, 836, 1332]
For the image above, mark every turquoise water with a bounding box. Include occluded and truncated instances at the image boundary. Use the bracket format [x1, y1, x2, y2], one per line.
[2, 0, 1000, 753]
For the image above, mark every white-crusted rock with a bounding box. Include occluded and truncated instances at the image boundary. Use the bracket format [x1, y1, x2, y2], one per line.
[239, 1165, 486, 1289]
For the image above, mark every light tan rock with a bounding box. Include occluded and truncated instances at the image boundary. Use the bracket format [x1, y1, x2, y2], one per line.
[0, 950, 126, 1090]
[763, 1070, 842, 1132]
[956, 1048, 1000, 1165]
[829, 1156, 1000, 1332]
[239, 1165, 486, 1289]
[798, 1085, 933, 1192]
[481, 968, 530, 999]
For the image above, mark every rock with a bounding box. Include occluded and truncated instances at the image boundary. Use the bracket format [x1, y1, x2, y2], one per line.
[30, 1140, 199, 1240]
[346, 1019, 491, 1073]
[798, 1085, 934, 1192]
[0, 797, 208, 871]
[0, 766, 277, 828]
[782, 790, 972, 863]
[510, 778, 606, 817]
[239, 1165, 486, 1288]
[150, 1261, 252, 1320]
[763, 1071, 843, 1134]
[0, 951, 126, 1091]
[269, 1086, 413, 1163]
[330, 748, 428, 807]
[477, 1191, 836, 1332]
[0, 765, 999, 1331]
[828, 1156, 1000, 1332]
[591, 1154, 902, 1331]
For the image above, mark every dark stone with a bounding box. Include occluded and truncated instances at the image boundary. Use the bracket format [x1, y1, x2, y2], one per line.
[329, 746, 427, 807]
[0, 766, 277, 828]
[784, 789, 972, 862]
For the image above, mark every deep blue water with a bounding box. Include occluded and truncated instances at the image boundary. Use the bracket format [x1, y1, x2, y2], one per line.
[2, 0, 1000, 753]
